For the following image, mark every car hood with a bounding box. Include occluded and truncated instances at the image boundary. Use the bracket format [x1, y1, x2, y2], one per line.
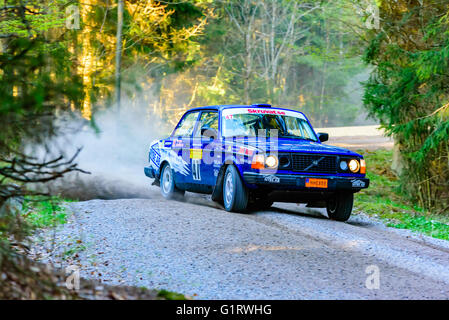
[227, 137, 361, 157]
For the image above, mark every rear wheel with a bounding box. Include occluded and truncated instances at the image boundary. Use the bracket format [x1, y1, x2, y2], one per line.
[223, 166, 249, 212]
[160, 163, 185, 200]
[326, 192, 353, 222]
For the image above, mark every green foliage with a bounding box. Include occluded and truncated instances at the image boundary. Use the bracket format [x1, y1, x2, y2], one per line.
[0, 0, 67, 37]
[392, 215, 449, 241]
[362, 0, 449, 211]
[22, 196, 69, 228]
[157, 289, 186, 300]
[0, 1, 88, 300]
[354, 149, 449, 241]
[0, 0, 207, 299]
[63, 243, 86, 259]
[162, 0, 369, 127]
[0, 1, 84, 155]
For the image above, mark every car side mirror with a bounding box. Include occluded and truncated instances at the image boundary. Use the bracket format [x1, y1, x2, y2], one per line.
[201, 128, 218, 141]
[318, 132, 329, 142]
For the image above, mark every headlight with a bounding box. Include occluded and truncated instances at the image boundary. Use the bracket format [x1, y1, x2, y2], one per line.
[348, 159, 360, 173]
[265, 155, 278, 168]
[340, 160, 348, 171]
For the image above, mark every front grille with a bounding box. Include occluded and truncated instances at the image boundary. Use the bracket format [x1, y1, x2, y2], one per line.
[290, 154, 337, 174]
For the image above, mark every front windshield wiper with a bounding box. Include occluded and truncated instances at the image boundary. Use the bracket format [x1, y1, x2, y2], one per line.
[223, 135, 256, 139]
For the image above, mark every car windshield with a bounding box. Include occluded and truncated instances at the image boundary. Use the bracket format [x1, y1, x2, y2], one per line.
[222, 109, 317, 141]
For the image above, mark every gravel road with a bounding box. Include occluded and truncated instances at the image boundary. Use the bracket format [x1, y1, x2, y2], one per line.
[31, 187, 449, 300]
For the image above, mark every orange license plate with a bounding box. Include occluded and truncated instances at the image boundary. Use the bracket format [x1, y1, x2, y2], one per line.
[305, 178, 328, 188]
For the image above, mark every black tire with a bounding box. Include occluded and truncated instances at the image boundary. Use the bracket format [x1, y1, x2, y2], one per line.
[223, 165, 249, 212]
[326, 192, 353, 222]
[160, 163, 185, 200]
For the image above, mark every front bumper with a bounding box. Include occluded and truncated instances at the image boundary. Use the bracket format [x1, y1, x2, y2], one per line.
[243, 172, 369, 191]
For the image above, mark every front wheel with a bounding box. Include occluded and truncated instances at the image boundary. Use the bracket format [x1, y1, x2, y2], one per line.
[326, 192, 353, 222]
[160, 163, 185, 200]
[223, 166, 249, 212]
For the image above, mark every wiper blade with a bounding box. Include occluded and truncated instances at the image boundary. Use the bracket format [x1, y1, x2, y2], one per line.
[223, 135, 255, 138]
[280, 134, 317, 142]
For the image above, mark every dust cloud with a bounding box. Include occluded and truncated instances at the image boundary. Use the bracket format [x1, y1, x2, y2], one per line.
[36, 98, 171, 200]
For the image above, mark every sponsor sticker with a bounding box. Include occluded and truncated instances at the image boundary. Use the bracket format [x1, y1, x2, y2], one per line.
[264, 175, 280, 183]
[222, 107, 306, 120]
[190, 149, 202, 160]
[173, 139, 184, 147]
[248, 108, 286, 115]
[352, 179, 365, 188]
[238, 147, 254, 156]
[192, 159, 201, 181]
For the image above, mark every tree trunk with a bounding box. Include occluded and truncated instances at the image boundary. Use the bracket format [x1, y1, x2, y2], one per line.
[319, 20, 330, 127]
[244, 32, 252, 105]
[115, 0, 123, 110]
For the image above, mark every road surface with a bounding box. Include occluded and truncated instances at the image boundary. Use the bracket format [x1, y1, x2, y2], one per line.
[316, 125, 393, 151]
[32, 188, 449, 300]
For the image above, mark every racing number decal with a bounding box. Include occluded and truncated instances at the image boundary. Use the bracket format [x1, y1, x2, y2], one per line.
[192, 159, 201, 181]
[190, 148, 202, 181]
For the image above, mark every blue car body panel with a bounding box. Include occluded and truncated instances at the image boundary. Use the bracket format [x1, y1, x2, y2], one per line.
[145, 105, 369, 196]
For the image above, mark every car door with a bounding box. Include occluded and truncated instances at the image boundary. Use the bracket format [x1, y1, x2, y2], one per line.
[170, 111, 200, 186]
[191, 110, 220, 186]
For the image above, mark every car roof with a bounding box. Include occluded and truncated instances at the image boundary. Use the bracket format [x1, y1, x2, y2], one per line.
[186, 104, 284, 112]
[185, 104, 311, 120]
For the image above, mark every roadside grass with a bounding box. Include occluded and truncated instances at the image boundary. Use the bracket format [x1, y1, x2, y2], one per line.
[62, 242, 87, 259]
[22, 196, 72, 229]
[354, 149, 449, 241]
[157, 289, 187, 300]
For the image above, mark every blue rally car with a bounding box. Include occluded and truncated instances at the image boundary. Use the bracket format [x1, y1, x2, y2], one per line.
[144, 104, 369, 221]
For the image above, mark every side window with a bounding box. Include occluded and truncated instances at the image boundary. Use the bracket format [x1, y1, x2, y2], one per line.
[194, 111, 219, 137]
[173, 112, 199, 137]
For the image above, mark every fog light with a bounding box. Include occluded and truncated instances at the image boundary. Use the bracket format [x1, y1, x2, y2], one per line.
[348, 159, 360, 173]
[265, 155, 278, 168]
[340, 161, 348, 171]
[360, 159, 366, 174]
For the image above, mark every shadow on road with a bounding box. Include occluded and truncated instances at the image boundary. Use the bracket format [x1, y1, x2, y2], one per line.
[261, 205, 328, 220]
